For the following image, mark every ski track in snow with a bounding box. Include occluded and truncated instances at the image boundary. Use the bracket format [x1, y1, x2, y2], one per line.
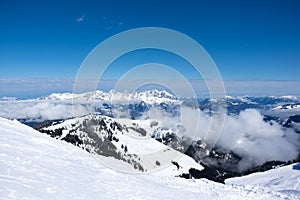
[0, 117, 298, 200]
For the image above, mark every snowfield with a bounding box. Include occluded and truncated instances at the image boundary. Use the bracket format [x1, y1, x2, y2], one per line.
[0, 117, 298, 199]
[226, 163, 300, 196]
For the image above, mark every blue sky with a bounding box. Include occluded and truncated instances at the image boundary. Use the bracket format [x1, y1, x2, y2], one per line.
[0, 0, 300, 99]
[0, 0, 299, 80]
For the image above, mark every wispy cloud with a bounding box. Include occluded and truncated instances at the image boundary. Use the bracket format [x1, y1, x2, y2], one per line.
[76, 15, 85, 23]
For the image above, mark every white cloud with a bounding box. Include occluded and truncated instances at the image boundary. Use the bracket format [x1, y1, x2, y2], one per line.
[218, 109, 299, 170]
[0, 99, 91, 122]
[138, 106, 300, 170]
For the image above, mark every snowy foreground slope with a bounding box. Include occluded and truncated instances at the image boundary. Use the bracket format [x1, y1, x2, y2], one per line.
[0, 117, 297, 200]
[226, 163, 300, 196]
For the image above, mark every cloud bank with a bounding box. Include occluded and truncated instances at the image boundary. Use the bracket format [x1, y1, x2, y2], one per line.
[0, 100, 91, 121]
[218, 109, 299, 170]
[141, 106, 300, 171]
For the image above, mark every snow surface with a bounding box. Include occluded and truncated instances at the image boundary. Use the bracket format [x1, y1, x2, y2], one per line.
[226, 163, 300, 197]
[272, 104, 300, 111]
[0, 117, 297, 199]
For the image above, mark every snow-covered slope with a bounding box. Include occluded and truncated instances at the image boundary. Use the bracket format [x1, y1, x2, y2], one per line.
[0, 117, 295, 199]
[38, 115, 203, 176]
[226, 163, 300, 197]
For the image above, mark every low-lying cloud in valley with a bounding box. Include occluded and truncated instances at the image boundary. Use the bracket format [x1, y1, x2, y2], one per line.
[141, 106, 300, 171]
[218, 109, 299, 170]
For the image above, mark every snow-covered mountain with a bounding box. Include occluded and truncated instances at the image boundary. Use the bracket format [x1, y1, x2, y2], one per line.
[0, 116, 297, 200]
[37, 114, 203, 176]
[38, 90, 180, 104]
